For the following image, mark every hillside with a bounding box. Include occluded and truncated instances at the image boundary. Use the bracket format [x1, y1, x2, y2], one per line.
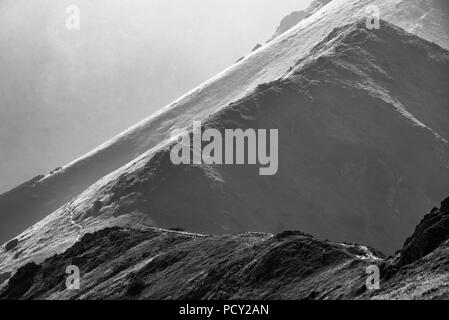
[0, 20, 449, 289]
[270, 0, 333, 40]
[1, 196, 448, 300]
[271, 0, 449, 47]
[1, 0, 449, 247]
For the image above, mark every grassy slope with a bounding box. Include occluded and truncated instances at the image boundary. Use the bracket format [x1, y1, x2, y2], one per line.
[1, 194, 448, 300]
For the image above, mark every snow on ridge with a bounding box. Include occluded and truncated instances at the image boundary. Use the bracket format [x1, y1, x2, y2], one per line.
[31, 0, 449, 229]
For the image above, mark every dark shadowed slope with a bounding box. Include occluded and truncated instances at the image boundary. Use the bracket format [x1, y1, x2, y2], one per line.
[1, 196, 448, 300]
[13, 20, 448, 256]
[270, 0, 332, 40]
[362, 196, 449, 299]
[0, 21, 448, 283]
[0, 228, 379, 300]
[0, 20, 448, 275]
[270, 0, 449, 47]
[1, 0, 449, 246]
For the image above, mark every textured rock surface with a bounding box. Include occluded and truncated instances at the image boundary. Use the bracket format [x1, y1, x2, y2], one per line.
[4, 239, 18, 252]
[1, 195, 448, 300]
[270, 0, 332, 40]
[1, 1, 449, 301]
[0, 22, 449, 287]
[399, 197, 449, 267]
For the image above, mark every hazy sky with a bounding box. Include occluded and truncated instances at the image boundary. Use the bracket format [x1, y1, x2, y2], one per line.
[0, 0, 311, 193]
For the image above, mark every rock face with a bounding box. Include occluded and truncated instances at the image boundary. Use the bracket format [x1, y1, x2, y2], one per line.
[399, 197, 449, 267]
[1, 0, 449, 249]
[271, 11, 307, 39]
[252, 43, 262, 52]
[270, 0, 332, 40]
[0, 227, 379, 300]
[18, 20, 447, 255]
[1, 262, 40, 300]
[271, 0, 449, 46]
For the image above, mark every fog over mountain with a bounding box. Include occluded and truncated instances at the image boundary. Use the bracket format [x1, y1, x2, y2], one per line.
[0, 0, 310, 194]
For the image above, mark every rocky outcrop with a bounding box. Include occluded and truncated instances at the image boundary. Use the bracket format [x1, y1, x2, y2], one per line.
[1, 197, 449, 300]
[0, 227, 380, 300]
[3, 239, 18, 252]
[270, 0, 332, 40]
[398, 197, 449, 267]
[1, 2, 449, 301]
[0, 262, 40, 300]
[271, 11, 307, 39]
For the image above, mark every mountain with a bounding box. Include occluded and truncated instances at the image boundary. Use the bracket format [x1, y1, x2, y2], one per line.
[270, 0, 333, 40]
[0, 0, 300, 197]
[271, 0, 449, 45]
[1, 0, 449, 301]
[1, 196, 448, 300]
[1, 0, 449, 273]
[0, 17, 448, 284]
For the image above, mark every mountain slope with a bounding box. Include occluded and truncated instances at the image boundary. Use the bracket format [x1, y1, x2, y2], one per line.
[78, 20, 449, 254]
[270, 0, 449, 46]
[1, 19, 448, 282]
[270, 0, 333, 40]
[1, 196, 448, 300]
[1, 0, 449, 246]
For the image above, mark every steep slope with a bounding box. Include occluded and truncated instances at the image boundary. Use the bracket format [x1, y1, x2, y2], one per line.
[1, 196, 448, 300]
[1, 20, 448, 283]
[270, 0, 333, 40]
[362, 196, 449, 299]
[1, 0, 449, 246]
[0, 228, 382, 300]
[271, 0, 449, 46]
[398, 197, 449, 267]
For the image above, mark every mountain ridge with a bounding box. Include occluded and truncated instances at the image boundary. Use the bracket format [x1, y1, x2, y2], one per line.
[0, 20, 448, 283]
[55, 19, 449, 253]
[1, 0, 449, 245]
[0, 3, 449, 299]
[1, 195, 448, 300]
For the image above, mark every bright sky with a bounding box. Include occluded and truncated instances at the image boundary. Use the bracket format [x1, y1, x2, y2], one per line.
[0, 0, 312, 192]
